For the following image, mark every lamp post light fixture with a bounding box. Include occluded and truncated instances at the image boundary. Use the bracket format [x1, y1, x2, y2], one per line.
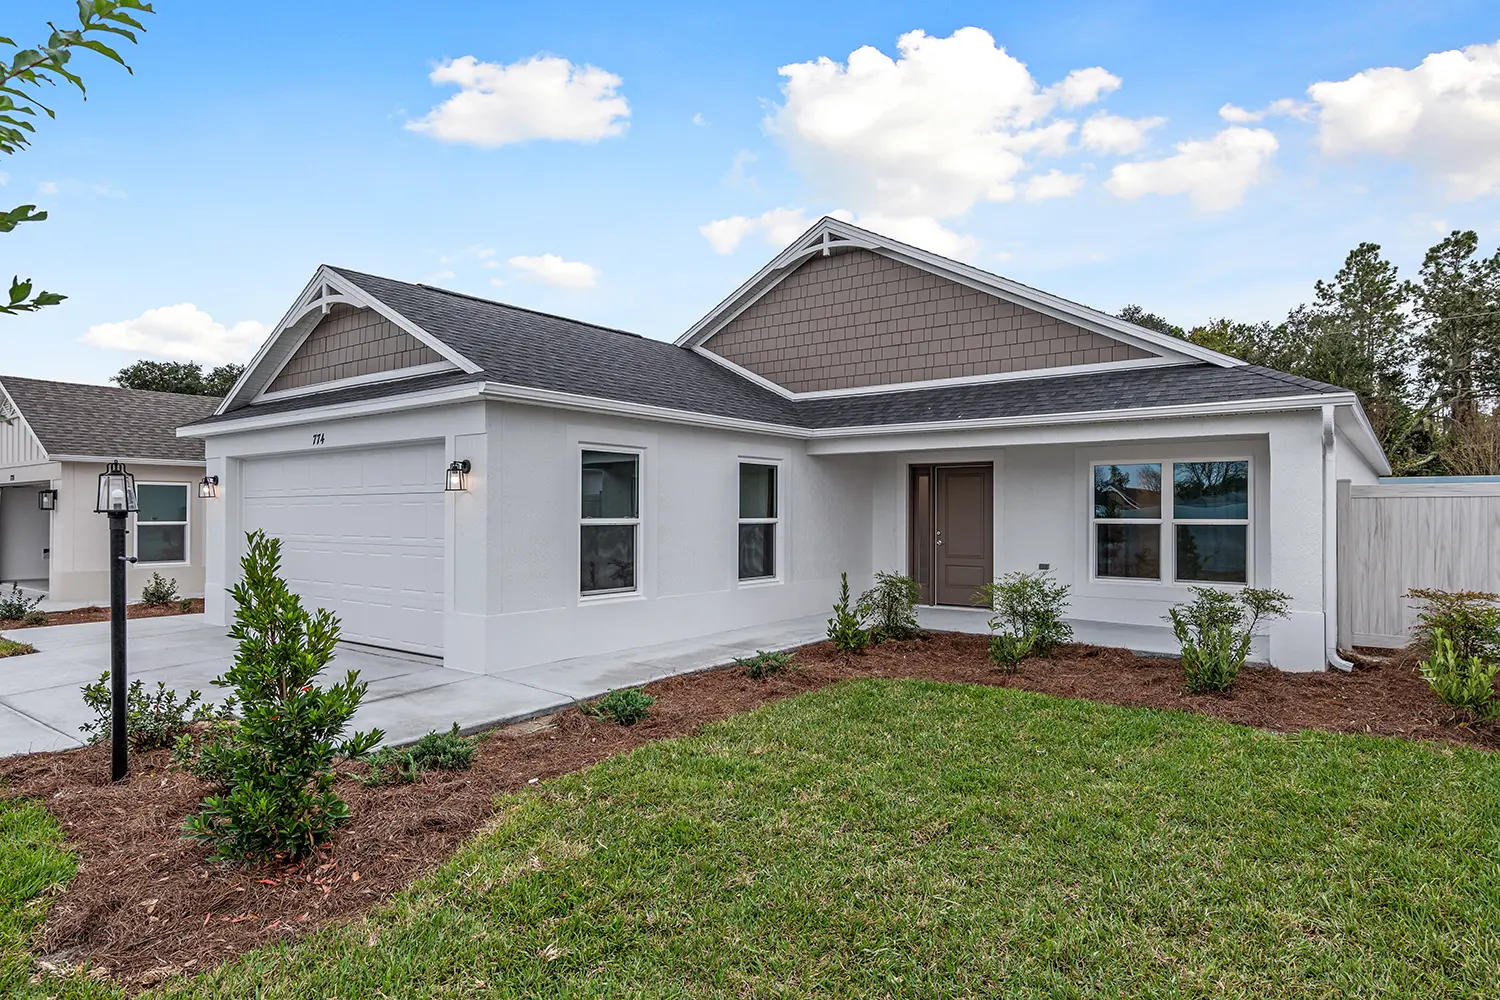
[94, 460, 138, 782]
[37, 488, 57, 511]
[198, 475, 220, 499]
[445, 459, 471, 492]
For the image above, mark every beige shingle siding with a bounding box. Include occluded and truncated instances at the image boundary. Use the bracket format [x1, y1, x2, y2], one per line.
[267, 304, 442, 392]
[702, 248, 1154, 392]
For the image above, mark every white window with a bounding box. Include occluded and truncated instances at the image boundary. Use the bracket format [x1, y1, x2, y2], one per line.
[737, 462, 778, 581]
[1171, 461, 1249, 584]
[135, 482, 189, 564]
[1091, 460, 1250, 585]
[580, 449, 640, 596]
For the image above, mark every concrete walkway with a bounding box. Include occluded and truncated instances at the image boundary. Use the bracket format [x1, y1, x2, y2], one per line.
[0, 613, 828, 758]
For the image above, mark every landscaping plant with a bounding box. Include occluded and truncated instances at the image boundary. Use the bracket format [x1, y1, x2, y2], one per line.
[588, 688, 655, 726]
[988, 632, 1035, 673]
[138, 571, 180, 607]
[1168, 586, 1291, 694]
[857, 572, 923, 642]
[1418, 628, 1500, 722]
[362, 724, 480, 786]
[736, 649, 793, 679]
[79, 673, 231, 751]
[0, 635, 34, 658]
[181, 530, 382, 862]
[826, 572, 870, 655]
[973, 571, 1074, 658]
[176, 597, 195, 614]
[0, 584, 40, 621]
[20, 609, 47, 627]
[1405, 588, 1500, 663]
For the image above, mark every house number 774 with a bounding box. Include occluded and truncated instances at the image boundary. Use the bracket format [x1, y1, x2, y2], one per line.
[311, 432, 325, 445]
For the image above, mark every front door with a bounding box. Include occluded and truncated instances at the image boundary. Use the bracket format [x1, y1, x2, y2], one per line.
[910, 464, 993, 606]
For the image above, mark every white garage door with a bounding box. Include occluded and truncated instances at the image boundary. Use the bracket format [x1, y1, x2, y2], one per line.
[241, 442, 446, 655]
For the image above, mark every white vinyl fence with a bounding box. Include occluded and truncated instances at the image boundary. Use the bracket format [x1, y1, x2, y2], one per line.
[1337, 480, 1500, 648]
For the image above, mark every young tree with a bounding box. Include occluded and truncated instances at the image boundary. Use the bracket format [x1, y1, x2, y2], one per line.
[1, 2, 154, 315]
[1409, 230, 1500, 425]
[113, 359, 243, 396]
[1299, 242, 1412, 399]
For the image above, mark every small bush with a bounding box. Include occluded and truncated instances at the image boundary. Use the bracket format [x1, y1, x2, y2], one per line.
[362, 724, 480, 786]
[1406, 588, 1500, 664]
[0, 635, 35, 658]
[1419, 628, 1500, 722]
[139, 572, 180, 607]
[857, 572, 923, 642]
[588, 688, 655, 726]
[988, 632, 1034, 673]
[177, 598, 195, 614]
[0, 584, 41, 621]
[1168, 586, 1290, 694]
[79, 673, 232, 751]
[973, 571, 1074, 656]
[736, 649, 792, 679]
[826, 572, 870, 655]
[21, 609, 48, 627]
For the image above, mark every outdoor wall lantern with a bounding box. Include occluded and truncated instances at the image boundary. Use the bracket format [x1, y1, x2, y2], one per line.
[445, 459, 471, 492]
[94, 460, 138, 782]
[37, 488, 57, 511]
[198, 475, 220, 499]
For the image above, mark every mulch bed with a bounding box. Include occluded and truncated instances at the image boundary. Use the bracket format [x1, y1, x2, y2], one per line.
[0, 600, 204, 631]
[1, 632, 1491, 988]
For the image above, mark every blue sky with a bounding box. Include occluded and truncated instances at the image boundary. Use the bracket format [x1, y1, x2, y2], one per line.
[4, 0, 1498, 383]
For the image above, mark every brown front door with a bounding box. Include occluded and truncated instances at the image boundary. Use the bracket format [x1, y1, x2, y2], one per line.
[910, 464, 993, 606]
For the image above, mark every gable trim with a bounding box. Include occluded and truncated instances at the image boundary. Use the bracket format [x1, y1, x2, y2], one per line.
[0, 381, 53, 462]
[254, 361, 457, 403]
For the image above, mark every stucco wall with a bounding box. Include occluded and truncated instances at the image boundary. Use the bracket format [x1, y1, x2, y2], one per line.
[0, 481, 50, 581]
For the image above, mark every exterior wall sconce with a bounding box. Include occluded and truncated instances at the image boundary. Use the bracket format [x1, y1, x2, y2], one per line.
[198, 475, 220, 499]
[445, 459, 471, 492]
[95, 459, 138, 514]
[37, 488, 58, 511]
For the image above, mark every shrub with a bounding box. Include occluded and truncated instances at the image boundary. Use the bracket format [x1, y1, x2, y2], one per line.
[177, 597, 196, 614]
[1168, 586, 1291, 694]
[21, 609, 48, 627]
[826, 572, 870, 655]
[181, 530, 382, 863]
[79, 673, 232, 751]
[0, 635, 35, 658]
[362, 724, 480, 786]
[1419, 628, 1500, 722]
[588, 688, 655, 726]
[139, 572, 180, 607]
[988, 632, 1034, 673]
[0, 584, 41, 621]
[736, 649, 792, 679]
[856, 572, 923, 642]
[1405, 588, 1500, 664]
[973, 571, 1074, 656]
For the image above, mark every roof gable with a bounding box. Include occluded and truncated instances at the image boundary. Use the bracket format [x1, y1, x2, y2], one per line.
[265, 303, 444, 395]
[0, 376, 219, 463]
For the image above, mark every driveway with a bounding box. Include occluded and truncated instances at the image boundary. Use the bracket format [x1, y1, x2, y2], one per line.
[1, 613, 829, 758]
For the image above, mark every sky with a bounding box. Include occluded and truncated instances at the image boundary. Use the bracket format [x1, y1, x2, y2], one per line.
[3, 0, 1499, 384]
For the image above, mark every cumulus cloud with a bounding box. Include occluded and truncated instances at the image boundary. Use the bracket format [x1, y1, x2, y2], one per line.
[699, 207, 854, 254]
[1305, 40, 1500, 198]
[1079, 113, 1165, 154]
[508, 253, 599, 289]
[82, 304, 267, 365]
[1049, 66, 1122, 108]
[854, 213, 980, 258]
[405, 54, 629, 147]
[1217, 98, 1312, 123]
[1022, 169, 1086, 201]
[1105, 126, 1278, 212]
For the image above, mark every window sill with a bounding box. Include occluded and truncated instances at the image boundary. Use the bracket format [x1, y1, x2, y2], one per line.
[578, 590, 645, 607]
[736, 576, 783, 590]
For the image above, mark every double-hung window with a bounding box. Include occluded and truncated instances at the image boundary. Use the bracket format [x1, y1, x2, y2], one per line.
[580, 450, 640, 596]
[1091, 460, 1250, 585]
[737, 462, 778, 581]
[1092, 463, 1163, 580]
[1172, 461, 1249, 583]
[135, 483, 189, 564]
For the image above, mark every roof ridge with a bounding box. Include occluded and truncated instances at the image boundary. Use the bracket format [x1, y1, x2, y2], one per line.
[0, 373, 223, 402]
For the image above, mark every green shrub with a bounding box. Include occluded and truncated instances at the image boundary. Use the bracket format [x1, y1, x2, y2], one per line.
[826, 572, 870, 655]
[78, 673, 231, 751]
[857, 572, 923, 642]
[176, 597, 195, 614]
[21, 609, 48, 627]
[171, 718, 237, 783]
[1419, 628, 1500, 721]
[736, 649, 792, 679]
[1168, 586, 1291, 694]
[361, 724, 480, 786]
[181, 530, 383, 863]
[139, 572, 180, 607]
[1406, 588, 1500, 663]
[588, 688, 655, 726]
[0, 635, 35, 658]
[973, 571, 1074, 655]
[988, 632, 1035, 673]
[0, 584, 40, 621]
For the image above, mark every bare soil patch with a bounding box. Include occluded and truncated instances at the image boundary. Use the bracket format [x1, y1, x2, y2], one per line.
[0, 600, 204, 631]
[1, 632, 1487, 987]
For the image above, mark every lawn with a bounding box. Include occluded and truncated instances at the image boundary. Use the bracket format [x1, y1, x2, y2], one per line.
[5, 678, 1500, 998]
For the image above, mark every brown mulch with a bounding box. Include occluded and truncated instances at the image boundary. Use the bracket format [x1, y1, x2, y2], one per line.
[0, 600, 204, 630]
[1, 632, 1491, 987]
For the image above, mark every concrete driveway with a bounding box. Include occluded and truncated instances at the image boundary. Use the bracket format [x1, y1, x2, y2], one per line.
[0, 613, 829, 758]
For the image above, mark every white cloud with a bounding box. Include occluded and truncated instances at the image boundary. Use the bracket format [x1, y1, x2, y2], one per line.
[691, 112, 706, 126]
[36, 181, 57, 195]
[699, 207, 850, 254]
[1105, 126, 1278, 212]
[1305, 40, 1500, 198]
[1022, 169, 1085, 201]
[405, 54, 629, 147]
[854, 213, 979, 258]
[724, 149, 758, 189]
[82, 304, 266, 365]
[508, 253, 599, 289]
[1079, 113, 1165, 154]
[1049, 67, 1122, 108]
[1217, 98, 1312, 123]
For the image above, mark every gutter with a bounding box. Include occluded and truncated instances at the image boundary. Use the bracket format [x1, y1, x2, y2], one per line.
[1322, 404, 1355, 672]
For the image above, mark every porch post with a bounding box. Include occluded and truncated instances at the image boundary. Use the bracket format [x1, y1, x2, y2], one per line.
[1266, 413, 1327, 671]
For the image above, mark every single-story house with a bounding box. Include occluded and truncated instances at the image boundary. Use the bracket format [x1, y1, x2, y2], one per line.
[0, 377, 218, 603]
[179, 218, 1389, 673]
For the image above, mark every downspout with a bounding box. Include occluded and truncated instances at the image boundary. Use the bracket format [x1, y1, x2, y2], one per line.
[1322, 405, 1355, 672]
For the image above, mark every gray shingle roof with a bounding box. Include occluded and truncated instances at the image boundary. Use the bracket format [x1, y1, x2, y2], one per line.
[199, 269, 1349, 434]
[1, 376, 219, 462]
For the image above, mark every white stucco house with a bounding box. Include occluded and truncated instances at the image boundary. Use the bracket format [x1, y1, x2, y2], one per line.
[179, 218, 1389, 674]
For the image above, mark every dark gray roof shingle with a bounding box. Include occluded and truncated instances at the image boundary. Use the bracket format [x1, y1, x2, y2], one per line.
[1, 376, 219, 462]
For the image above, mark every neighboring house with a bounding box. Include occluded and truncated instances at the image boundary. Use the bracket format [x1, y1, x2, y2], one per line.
[178, 218, 1389, 673]
[0, 377, 218, 603]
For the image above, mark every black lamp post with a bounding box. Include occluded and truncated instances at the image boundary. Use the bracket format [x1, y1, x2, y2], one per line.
[94, 460, 137, 781]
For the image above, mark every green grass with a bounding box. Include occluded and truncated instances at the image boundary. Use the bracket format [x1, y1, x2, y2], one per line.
[6, 680, 1500, 998]
[0, 637, 35, 658]
[0, 799, 76, 988]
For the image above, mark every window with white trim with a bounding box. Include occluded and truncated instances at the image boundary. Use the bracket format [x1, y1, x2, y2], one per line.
[580, 450, 639, 595]
[1172, 461, 1249, 584]
[737, 462, 777, 581]
[1092, 463, 1162, 580]
[1091, 461, 1250, 585]
[135, 483, 189, 564]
